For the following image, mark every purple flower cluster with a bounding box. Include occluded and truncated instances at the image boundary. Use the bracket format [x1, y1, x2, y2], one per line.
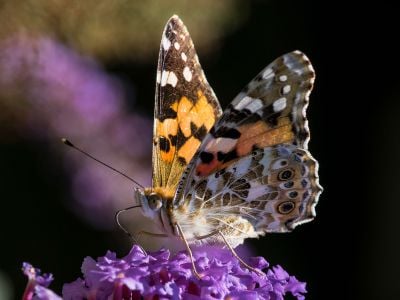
[22, 245, 307, 299]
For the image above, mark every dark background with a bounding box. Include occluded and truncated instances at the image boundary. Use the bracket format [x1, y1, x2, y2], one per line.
[1, 1, 399, 299]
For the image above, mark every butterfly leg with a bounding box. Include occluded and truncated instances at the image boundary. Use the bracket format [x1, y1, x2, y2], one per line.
[176, 223, 202, 279]
[136, 230, 168, 242]
[194, 230, 264, 276]
[193, 230, 219, 240]
[217, 230, 264, 276]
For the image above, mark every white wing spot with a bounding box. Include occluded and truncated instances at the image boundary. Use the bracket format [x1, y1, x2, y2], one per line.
[234, 96, 252, 110]
[283, 85, 291, 94]
[167, 71, 178, 87]
[232, 92, 246, 104]
[183, 66, 192, 82]
[161, 71, 168, 86]
[174, 42, 180, 50]
[156, 70, 161, 83]
[181, 52, 187, 62]
[262, 68, 274, 80]
[273, 97, 287, 112]
[234, 96, 263, 112]
[162, 34, 171, 51]
[161, 71, 178, 87]
[279, 75, 287, 82]
[246, 98, 263, 112]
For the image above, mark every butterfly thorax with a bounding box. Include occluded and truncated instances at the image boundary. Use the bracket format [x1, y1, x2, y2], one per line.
[138, 187, 221, 240]
[137, 186, 247, 246]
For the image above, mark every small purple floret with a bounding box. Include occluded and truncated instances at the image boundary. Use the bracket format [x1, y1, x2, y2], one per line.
[21, 263, 61, 300]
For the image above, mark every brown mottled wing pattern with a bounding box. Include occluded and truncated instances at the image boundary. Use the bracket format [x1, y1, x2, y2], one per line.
[174, 144, 322, 246]
[173, 51, 322, 244]
[152, 16, 222, 199]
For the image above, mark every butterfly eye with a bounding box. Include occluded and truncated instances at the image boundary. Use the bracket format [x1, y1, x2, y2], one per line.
[278, 201, 295, 214]
[278, 168, 294, 181]
[147, 193, 162, 210]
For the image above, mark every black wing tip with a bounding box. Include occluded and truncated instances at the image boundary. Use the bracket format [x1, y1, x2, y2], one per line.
[162, 15, 185, 38]
[280, 51, 315, 81]
[284, 50, 311, 64]
[167, 15, 183, 25]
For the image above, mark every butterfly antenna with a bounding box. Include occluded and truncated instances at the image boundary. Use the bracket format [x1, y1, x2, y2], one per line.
[61, 138, 144, 189]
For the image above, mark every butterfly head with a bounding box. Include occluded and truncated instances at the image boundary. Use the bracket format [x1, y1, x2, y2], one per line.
[134, 188, 164, 219]
[134, 187, 177, 236]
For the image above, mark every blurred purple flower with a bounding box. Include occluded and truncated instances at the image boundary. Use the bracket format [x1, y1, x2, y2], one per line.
[23, 246, 307, 299]
[0, 35, 152, 229]
[21, 263, 61, 300]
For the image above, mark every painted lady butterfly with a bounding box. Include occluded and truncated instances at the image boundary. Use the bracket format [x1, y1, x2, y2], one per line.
[135, 15, 322, 276]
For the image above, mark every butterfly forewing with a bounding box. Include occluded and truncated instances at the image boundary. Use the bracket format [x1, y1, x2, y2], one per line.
[190, 51, 316, 179]
[152, 16, 222, 199]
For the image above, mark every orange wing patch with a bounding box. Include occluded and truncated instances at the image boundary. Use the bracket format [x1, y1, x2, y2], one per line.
[235, 118, 294, 156]
[154, 90, 218, 191]
[156, 118, 178, 163]
[178, 136, 201, 164]
[157, 90, 216, 166]
[195, 118, 295, 177]
[175, 91, 216, 138]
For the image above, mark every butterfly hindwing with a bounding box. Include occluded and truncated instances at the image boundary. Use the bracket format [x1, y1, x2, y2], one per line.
[152, 16, 222, 199]
[173, 144, 321, 246]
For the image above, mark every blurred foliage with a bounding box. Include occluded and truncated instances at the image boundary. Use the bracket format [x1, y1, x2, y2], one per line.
[0, 271, 13, 300]
[0, 0, 248, 62]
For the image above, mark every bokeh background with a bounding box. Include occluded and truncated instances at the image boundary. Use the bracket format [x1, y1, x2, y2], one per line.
[0, 1, 398, 299]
